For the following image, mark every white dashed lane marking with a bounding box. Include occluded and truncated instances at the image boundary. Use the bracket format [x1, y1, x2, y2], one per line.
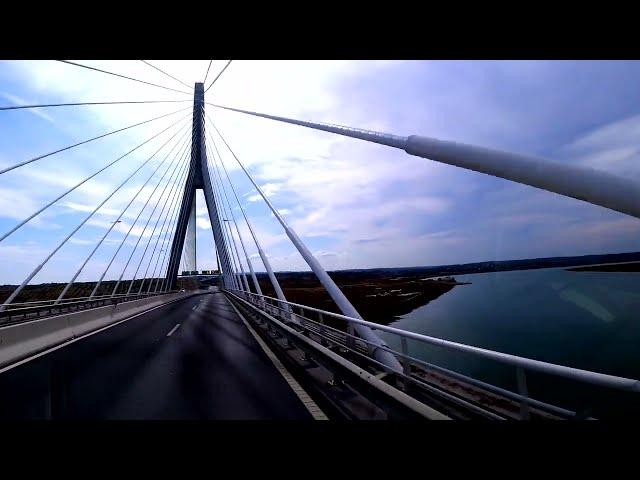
[166, 324, 181, 337]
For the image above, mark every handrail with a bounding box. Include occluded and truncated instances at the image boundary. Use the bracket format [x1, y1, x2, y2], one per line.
[237, 292, 585, 418]
[1, 290, 176, 310]
[227, 288, 640, 393]
[0, 291, 181, 323]
[5, 293, 148, 307]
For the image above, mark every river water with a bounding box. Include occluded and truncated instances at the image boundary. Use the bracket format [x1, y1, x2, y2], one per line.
[379, 267, 640, 418]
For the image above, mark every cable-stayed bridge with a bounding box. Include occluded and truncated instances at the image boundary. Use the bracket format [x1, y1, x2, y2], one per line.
[0, 60, 639, 420]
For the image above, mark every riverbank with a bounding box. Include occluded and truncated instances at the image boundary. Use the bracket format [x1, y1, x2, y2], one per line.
[257, 272, 465, 325]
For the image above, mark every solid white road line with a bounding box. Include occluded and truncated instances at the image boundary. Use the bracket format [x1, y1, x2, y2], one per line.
[166, 324, 181, 337]
[226, 297, 329, 421]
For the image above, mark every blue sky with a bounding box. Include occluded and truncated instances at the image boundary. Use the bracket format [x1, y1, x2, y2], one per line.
[0, 60, 639, 285]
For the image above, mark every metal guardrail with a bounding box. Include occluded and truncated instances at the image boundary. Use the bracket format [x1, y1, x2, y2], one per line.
[226, 288, 640, 419]
[0, 290, 180, 326]
[2, 291, 160, 308]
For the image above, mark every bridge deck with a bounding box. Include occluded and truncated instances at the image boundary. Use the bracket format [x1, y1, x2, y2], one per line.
[0, 291, 313, 419]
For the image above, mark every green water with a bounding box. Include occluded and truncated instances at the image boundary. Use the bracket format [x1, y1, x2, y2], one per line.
[379, 267, 640, 418]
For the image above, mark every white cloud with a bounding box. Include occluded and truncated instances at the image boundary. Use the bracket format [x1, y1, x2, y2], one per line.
[563, 114, 640, 178]
[2, 60, 640, 282]
[0, 186, 44, 221]
[314, 250, 339, 257]
[196, 217, 211, 229]
[271, 208, 291, 217]
[246, 182, 282, 202]
[1, 91, 56, 124]
[69, 238, 97, 245]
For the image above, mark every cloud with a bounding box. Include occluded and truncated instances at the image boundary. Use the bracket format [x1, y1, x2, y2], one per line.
[562, 114, 640, 178]
[1, 91, 56, 124]
[63, 202, 118, 216]
[3, 60, 640, 282]
[355, 237, 383, 244]
[270, 208, 291, 217]
[0, 242, 83, 284]
[196, 217, 211, 229]
[246, 182, 282, 202]
[565, 114, 640, 152]
[0, 186, 45, 221]
[69, 238, 97, 245]
[314, 250, 339, 257]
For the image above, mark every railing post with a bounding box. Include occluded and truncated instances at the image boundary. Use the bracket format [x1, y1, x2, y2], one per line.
[400, 337, 411, 377]
[318, 312, 328, 347]
[259, 294, 266, 310]
[398, 337, 413, 391]
[516, 367, 531, 420]
[346, 322, 355, 350]
[279, 299, 293, 323]
[298, 306, 311, 336]
[298, 307, 307, 328]
[275, 299, 283, 320]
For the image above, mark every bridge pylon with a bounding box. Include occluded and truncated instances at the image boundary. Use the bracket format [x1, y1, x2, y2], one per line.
[164, 83, 234, 290]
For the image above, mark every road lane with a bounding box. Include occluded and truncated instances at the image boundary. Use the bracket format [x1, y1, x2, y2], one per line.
[0, 291, 312, 419]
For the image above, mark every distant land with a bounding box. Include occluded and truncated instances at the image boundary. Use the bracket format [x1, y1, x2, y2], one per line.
[567, 262, 640, 273]
[251, 251, 640, 324]
[256, 251, 640, 281]
[1, 251, 638, 323]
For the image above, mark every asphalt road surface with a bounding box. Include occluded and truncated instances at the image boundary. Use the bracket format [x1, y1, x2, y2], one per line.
[0, 291, 313, 419]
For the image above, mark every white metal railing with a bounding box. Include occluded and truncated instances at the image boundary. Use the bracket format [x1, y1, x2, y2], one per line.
[0, 290, 180, 325]
[1, 290, 174, 310]
[226, 288, 640, 419]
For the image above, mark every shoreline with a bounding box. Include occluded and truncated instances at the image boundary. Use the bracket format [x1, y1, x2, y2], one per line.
[257, 275, 460, 326]
[566, 261, 640, 273]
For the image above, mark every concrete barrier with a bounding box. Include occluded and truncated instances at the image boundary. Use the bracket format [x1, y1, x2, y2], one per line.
[0, 291, 199, 369]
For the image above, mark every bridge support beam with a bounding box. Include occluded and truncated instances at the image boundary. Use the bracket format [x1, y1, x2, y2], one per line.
[165, 83, 235, 291]
[183, 197, 197, 271]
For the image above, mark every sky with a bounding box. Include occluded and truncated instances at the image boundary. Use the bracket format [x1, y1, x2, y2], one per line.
[0, 60, 639, 285]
